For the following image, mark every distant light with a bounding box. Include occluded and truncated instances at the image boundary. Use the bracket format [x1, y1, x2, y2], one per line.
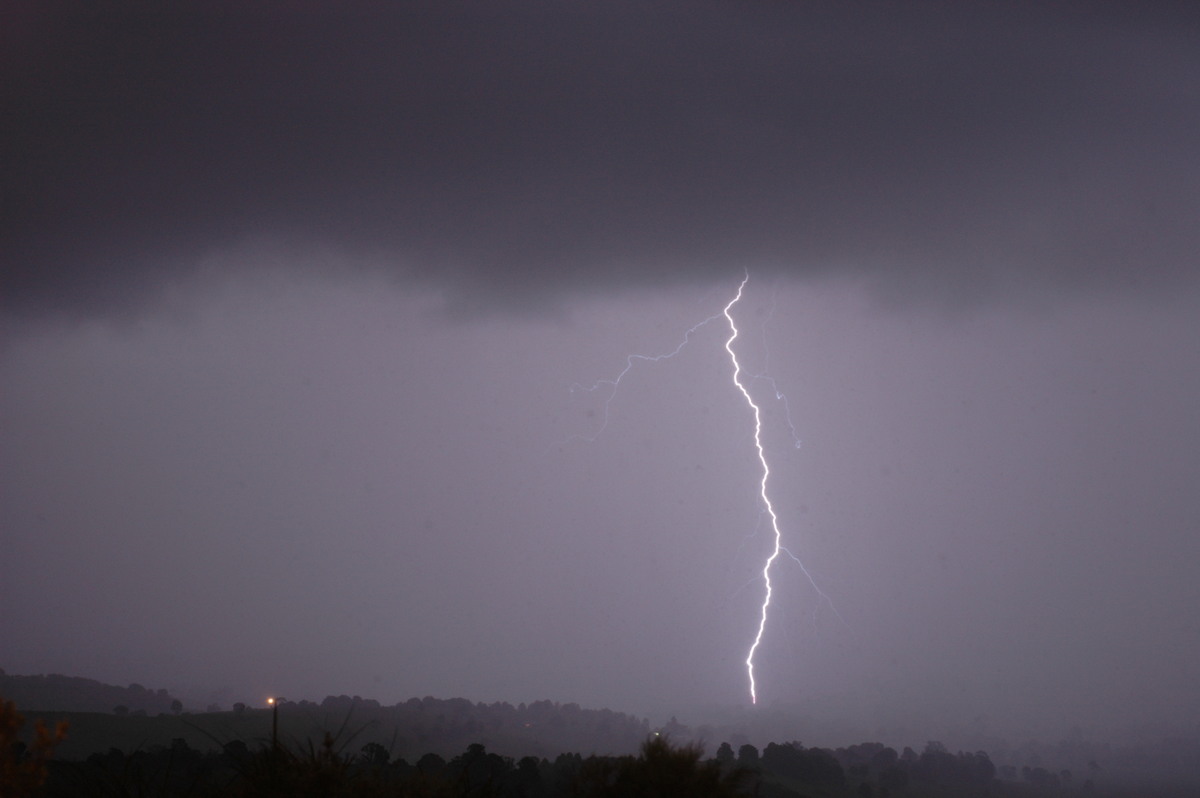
[267, 698, 275, 705]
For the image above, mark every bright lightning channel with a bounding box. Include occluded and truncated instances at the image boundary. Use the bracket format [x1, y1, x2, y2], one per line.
[563, 273, 841, 705]
[725, 274, 847, 703]
[722, 274, 781, 705]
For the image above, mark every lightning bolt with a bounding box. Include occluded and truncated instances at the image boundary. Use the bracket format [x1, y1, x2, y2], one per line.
[725, 274, 848, 703]
[563, 272, 842, 705]
[722, 274, 781, 704]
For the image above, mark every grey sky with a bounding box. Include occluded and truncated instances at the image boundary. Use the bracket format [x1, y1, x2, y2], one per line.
[4, 1, 1198, 317]
[2, 2, 1199, 750]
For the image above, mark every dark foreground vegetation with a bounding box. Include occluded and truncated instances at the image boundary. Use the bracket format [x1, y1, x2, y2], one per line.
[10, 703, 1191, 798]
[4, 676, 1198, 797]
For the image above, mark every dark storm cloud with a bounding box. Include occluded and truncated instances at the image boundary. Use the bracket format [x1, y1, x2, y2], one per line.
[4, 1, 1198, 318]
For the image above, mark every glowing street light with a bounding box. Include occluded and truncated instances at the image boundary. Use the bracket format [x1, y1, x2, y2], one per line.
[267, 697, 285, 751]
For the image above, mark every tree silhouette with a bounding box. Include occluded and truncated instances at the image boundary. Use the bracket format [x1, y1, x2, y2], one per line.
[570, 737, 748, 798]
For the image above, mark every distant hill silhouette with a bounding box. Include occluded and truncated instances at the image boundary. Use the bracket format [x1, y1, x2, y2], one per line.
[0, 669, 180, 715]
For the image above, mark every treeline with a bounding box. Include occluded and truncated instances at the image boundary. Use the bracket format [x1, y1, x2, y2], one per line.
[0, 670, 181, 716]
[8, 695, 1191, 798]
[14, 695, 653, 764]
[0, 696, 996, 798]
[34, 736, 744, 798]
[6, 671, 1197, 794]
[21, 733, 1116, 798]
[302, 694, 651, 759]
[26, 734, 993, 798]
[996, 734, 1200, 793]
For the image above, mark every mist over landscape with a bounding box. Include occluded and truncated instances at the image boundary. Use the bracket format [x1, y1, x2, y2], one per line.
[3, 3, 1199, 792]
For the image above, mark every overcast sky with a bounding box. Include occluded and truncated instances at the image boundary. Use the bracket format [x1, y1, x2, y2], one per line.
[3, 2, 1199, 748]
